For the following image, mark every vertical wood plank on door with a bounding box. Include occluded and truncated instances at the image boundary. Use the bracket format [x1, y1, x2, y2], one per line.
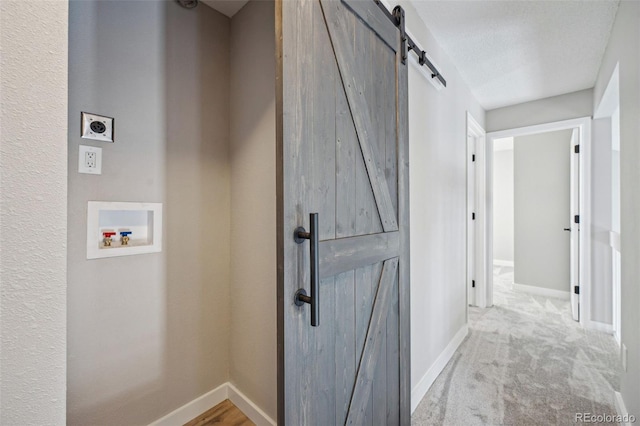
[315, 276, 336, 425]
[335, 270, 356, 425]
[372, 310, 388, 426]
[335, 30, 357, 239]
[306, 1, 337, 424]
[352, 12, 382, 237]
[355, 264, 375, 425]
[383, 40, 398, 219]
[292, 1, 315, 424]
[310, 4, 337, 421]
[369, 32, 397, 426]
[276, 0, 303, 423]
[396, 33, 411, 426]
[312, 0, 336, 241]
[371, 31, 387, 203]
[386, 270, 400, 425]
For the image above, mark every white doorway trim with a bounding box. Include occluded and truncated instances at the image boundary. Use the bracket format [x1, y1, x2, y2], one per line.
[486, 117, 592, 328]
[466, 112, 488, 308]
[594, 62, 621, 344]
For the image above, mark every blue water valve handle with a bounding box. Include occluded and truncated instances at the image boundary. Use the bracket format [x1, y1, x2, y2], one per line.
[120, 231, 132, 237]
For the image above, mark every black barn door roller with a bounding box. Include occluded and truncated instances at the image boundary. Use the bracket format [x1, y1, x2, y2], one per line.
[374, 1, 447, 87]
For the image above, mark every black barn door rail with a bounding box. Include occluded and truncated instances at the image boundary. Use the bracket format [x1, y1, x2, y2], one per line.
[374, 0, 447, 87]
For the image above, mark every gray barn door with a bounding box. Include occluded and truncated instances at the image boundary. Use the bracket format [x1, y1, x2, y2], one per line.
[276, 0, 409, 425]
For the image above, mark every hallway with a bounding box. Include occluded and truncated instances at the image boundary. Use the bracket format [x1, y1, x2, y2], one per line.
[412, 266, 619, 425]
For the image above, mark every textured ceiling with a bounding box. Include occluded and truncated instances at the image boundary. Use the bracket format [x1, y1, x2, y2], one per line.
[201, 0, 248, 17]
[410, 0, 619, 110]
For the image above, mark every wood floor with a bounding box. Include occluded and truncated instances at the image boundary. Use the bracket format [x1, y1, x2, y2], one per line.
[184, 399, 254, 426]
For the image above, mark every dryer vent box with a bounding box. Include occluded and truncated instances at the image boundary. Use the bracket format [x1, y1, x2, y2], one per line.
[81, 112, 114, 143]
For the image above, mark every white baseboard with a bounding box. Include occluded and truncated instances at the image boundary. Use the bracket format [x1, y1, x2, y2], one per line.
[586, 320, 613, 334]
[148, 382, 276, 426]
[149, 383, 228, 426]
[513, 282, 570, 300]
[227, 383, 276, 426]
[614, 391, 635, 425]
[411, 325, 469, 414]
[493, 259, 514, 267]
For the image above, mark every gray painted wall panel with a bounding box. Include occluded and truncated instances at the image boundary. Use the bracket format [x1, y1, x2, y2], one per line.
[67, 2, 231, 424]
[514, 130, 572, 293]
[229, 1, 277, 419]
[493, 149, 514, 263]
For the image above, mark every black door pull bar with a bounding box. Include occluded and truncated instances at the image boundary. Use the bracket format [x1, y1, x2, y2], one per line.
[294, 213, 319, 327]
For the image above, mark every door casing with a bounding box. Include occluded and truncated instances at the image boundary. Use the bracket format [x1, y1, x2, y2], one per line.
[485, 117, 592, 328]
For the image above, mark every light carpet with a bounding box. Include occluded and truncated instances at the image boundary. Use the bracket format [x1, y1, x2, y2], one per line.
[412, 266, 620, 425]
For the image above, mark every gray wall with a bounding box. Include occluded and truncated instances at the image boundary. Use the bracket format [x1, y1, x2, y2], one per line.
[486, 89, 593, 132]
[395, 0, 486, 408]
[229, 1, 277, 419]
[0, 2, 68, 424]
[493, 148, 514, 263]
[514, 130, 572, 293]
[593, 0, 640, 416]
[67, 2, 232, 424]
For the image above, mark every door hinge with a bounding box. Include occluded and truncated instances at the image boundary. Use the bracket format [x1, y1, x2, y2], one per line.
[472, 154, 476, 162]
[574, 285, 580, 294]
[472, 280, 476, 288]
[574, 145, 580, 154]
[472, 212, 476, 220]
[574, 215, 580, 224]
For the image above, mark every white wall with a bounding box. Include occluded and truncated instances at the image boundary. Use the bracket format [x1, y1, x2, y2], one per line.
[612, 107, 620, 233]
[513, 130, 572, 293]
[395, 0, 486, 409]
[67, 3, 232, 424]
[493, 143, 514, 264]
[591, 117, 613, 323]
[593, 0, 640, 416]
[486, 89, 593, 132]
[229, 1, 277, 419]
[0, 1, 68, 424]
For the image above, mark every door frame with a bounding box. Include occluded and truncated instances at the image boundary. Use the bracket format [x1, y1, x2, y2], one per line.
[466, 112, 487, 308]
[594, 62, 621, 343]
[486, 117, 592, 328]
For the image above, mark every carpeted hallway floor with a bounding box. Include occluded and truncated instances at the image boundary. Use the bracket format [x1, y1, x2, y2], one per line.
[412, 266, 620, 425]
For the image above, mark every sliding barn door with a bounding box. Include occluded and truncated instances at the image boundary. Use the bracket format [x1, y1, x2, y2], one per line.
[277, 0, 409, 424]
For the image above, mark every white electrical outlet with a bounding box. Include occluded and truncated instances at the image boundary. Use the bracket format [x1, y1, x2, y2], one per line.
[79, 145, 102, 175]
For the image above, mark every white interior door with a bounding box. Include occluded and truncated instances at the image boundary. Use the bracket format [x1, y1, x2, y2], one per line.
[569, 131, 580, 321]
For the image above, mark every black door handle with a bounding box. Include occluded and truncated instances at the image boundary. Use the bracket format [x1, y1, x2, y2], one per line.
[294, 213, 319, 327]
[564, 228, 571, 232]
